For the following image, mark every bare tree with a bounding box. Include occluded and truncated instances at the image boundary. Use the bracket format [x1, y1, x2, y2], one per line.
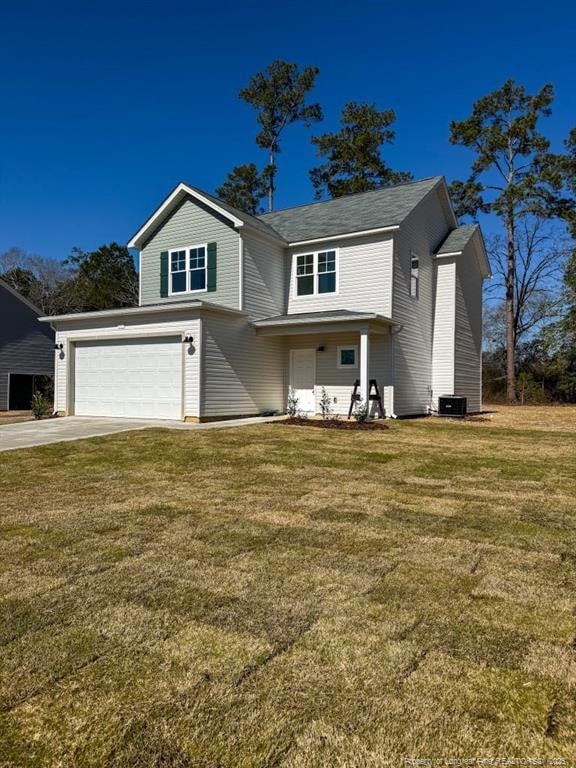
[0, 246, 29, 273]
[0, 247, 73, 313]
[484, 218, 570, 352]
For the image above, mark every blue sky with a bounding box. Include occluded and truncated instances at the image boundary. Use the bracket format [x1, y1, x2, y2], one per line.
[1, 0, 575, 261]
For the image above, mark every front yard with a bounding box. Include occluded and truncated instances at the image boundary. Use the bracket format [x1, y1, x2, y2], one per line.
[1, 407, 575, 766]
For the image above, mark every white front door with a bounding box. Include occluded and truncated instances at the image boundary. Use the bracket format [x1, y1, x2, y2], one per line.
[290, 349, 316, 414]
[74, 337, 183, 420]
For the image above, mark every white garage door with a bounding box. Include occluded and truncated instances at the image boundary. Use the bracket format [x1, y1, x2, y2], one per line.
[74, 337, 182, 420]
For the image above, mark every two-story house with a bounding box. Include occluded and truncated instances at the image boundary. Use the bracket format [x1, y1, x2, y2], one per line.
[1, 278, 54, 411]
[40, 176, 489, 421]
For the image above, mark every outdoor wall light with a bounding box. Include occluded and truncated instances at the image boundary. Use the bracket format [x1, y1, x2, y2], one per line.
[54, 343, 64, 351]
[317, 345, 325, 352]
[184, 335, 194, 343]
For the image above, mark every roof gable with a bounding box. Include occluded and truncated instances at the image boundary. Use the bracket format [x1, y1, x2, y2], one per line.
[0, 278, 43, 315]
[127, 182, 284, 249]
[435, 224, 491, 278]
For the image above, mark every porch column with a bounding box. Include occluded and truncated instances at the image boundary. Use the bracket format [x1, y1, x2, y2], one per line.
[360, 328, 370, 406]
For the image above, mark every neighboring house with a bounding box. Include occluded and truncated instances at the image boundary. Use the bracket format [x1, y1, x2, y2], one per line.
[0, 278, 54, 410]
[40, 176, 490, 421]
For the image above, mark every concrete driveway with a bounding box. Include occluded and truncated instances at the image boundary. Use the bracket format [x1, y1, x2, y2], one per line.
[0, 415, 282, 452]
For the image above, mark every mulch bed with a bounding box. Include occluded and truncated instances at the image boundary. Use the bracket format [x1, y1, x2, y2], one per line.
[280, 418, 390, 430]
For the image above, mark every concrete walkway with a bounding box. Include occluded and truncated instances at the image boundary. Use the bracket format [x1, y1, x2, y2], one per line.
[0, 415, 284, 453]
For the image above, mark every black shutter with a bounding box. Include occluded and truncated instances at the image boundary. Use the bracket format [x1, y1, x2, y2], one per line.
[160, 251, 169, 297]
[207, 242, 217, 292]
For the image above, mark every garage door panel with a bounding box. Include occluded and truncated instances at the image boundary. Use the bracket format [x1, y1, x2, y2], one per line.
[74, 337, 182, 420]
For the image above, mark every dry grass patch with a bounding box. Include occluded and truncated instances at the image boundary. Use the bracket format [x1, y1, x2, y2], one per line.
[0, 408, 576, 766]
[464, 403, 576, 432]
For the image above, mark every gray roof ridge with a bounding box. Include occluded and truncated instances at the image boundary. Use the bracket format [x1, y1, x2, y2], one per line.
[257, 176, 443, 220]
[453, 223, 479, 231]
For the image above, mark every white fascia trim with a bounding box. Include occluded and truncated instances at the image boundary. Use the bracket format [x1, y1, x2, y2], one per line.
[254, 313, 397, 328]
[40, 301, 202, 323]
[435, 250, 463, 258]
[39, 300, 247, 324]
[288, 225, 399, 248]
[66, 329, 187, 343]
[128, 183, 244, 248]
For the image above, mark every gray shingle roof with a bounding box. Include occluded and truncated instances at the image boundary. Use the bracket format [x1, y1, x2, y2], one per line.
[257, 177, 443, 243]
[184, 184, 284, 241]
[436, 224, 479, 254]
[130, 177, 448, 249]
[253, 309, 396, 327]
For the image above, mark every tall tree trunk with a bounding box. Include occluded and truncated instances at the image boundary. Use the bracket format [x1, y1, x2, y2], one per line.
[268, 149, 275, 212]
[505, 211, 517, 403]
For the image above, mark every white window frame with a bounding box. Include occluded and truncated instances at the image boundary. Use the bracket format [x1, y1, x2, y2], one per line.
[337, 345, 358, 369]
[292, 248, 339, 298]
[168, 243, 208, 296]
[410, 250, 419, 299]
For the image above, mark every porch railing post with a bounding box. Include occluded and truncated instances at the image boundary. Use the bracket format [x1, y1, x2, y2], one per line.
[360, 329, 370, 407]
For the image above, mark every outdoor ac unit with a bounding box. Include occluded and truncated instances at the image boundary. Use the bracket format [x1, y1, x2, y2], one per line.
[438, 395, 467, 418]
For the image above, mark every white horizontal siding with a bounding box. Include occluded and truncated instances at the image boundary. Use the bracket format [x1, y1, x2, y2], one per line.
[140, 197, 240, 310]
[242, 231, 285, 319]
[201, 314, 284, 417]
[53, 312, 201, 417]
[392, 187, 453, 416]
[285, 331, 391, 416]
[431, 259, 456, 406]
[286, 234, 393, 316]
[455, 245, 483, 412]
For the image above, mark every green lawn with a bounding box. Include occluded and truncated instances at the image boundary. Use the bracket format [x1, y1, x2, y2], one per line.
[1, 408, 575, 767]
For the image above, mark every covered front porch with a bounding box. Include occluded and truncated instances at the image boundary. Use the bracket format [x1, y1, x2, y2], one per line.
[253, 310, 397, 417]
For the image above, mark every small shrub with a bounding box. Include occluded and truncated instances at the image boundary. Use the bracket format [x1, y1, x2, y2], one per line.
[31, 392, 50, 420]
[287, 388, 299, 417]
[319, 387, 333, 420]
[516, 372, 547, 405]
[353, 398, 370, 423]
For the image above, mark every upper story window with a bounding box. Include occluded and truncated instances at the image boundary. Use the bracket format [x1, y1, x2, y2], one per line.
[170, 244, 207, 295]
[295, 249, 338, 297]
[410, 251, 419, 299]
[296, 253, 314, 295]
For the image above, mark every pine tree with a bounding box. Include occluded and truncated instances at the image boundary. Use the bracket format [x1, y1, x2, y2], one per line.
[309, 102, 412, 199]
[239, 60, 322, 211]
[449, 80, 574, 402]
